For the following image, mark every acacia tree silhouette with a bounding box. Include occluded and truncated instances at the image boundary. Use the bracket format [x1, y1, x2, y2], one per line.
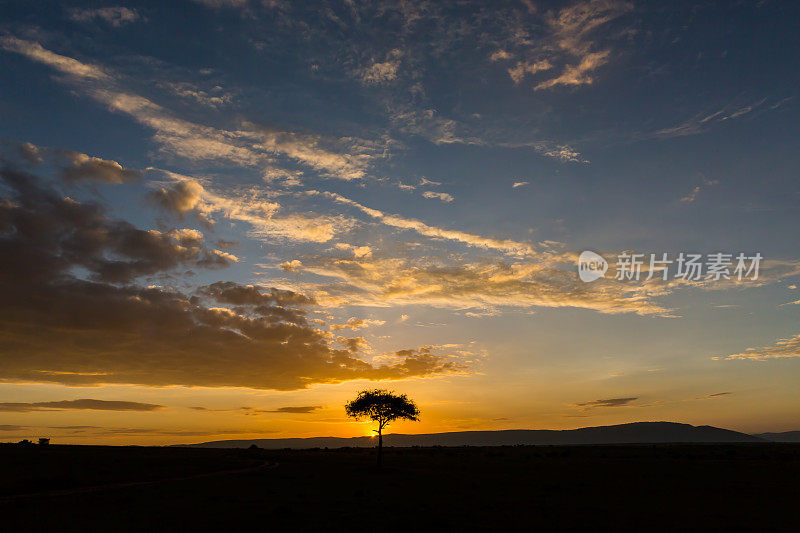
[345, 389, 420, 468]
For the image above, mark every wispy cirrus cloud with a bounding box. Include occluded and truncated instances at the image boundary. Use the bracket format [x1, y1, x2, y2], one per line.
[0, 36, 380, 181]
[533, 50, 609, 91]
[493, 0, 632, 91]
[386, 105, 588, 162]
[653, 98, 789, 139]
[148, 170, 355, 243]
[281, 255, 671, 316]
[716, 334, 800, 361]
[0, 35, 110, 80]
[306, 190, 541, 257]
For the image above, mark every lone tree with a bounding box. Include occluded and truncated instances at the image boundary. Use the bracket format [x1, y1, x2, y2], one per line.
[345, 389, 420, 467]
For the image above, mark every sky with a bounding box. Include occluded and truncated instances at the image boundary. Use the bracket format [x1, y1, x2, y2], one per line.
[0, 0, 798, 445]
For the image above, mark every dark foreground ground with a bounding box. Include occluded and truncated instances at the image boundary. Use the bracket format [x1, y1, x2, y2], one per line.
[2, 443, 799, 531]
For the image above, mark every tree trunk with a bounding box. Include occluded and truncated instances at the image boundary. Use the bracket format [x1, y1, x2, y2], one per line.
[377, 426, 382, 468]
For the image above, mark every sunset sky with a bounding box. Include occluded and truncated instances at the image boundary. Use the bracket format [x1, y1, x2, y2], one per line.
[1, 0, 798, 445]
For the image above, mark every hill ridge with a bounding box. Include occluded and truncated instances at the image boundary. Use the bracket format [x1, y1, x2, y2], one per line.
[176, 421, 765, 449]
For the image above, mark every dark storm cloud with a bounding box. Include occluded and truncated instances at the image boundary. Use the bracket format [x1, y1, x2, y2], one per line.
[0, 399, 163, 412]
[197, 281, 315, 325]
[0, 168, 460, 390]
[198, 281, 316, 307]
[0, 168, 235, 284]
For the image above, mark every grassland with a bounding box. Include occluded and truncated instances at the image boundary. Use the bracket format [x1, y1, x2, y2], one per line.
[2, 443, 799, 531]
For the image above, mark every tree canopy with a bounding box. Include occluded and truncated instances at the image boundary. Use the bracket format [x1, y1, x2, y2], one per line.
[345, 389, 420, 430]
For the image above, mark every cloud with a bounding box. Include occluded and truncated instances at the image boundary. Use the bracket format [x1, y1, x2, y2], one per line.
[337, 335, 370, 352]
[295, 255, 670, 316]
[0, 36, 109, 80]
[574, 397, 638, 409]
[164, 81, 232, 108]
[508, 59, 552, 84]
[717, 334, 800, 361]
[422, 191, 454, 203]
[197, 281, 314, 326]
[188, 404, 324, 416]
[59, 150, 142, 184]
[262, 405, 322, 414]
[280, 259, 303, 272]
[192, 0, 250, 8]
[149, 172, 354, 243]
[243, 123, 375, 181]
[68, 7, 141, 27]
[503, 0, 632, 91]
[0, 168, 234, 284]
[0, 169, 461, 390]
[359, 49, 402, 85]
[386, 107, 466, 145]
[149, 178, 205, 213]
[490, 50, 512, 62]
[537, 144, 588, 163]
[17, 142, 42, 164]
[263, 167, 304, 187]
[387, 106, 587, 162]
[330, 317, 386, 331]
[2, 141, 142, 184]
[334, 243, 373, 258]
[547, 0, 630, 55]
[707, 392, 732, 397]
[512, 181, 529, 188]
[681, 186, 701, 203]
[386, 108, 588, 161]
[534, 50, 609, 90]
[655, 99, 771, 139]
[308, 190, 540, 257]
[0, 399, 163, 412]
[679, 175, 720, 204]
[0, 37, 380, 181]
[45, 425, 256, 437]
[199, 281, 315, 307]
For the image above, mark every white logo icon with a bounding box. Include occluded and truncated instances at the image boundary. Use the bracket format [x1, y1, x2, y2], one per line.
[578, 251, 608, 282]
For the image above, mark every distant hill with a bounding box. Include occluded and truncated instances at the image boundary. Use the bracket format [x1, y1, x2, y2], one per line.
[754, 431, 800, 442]
[176, 422, 765, 449]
